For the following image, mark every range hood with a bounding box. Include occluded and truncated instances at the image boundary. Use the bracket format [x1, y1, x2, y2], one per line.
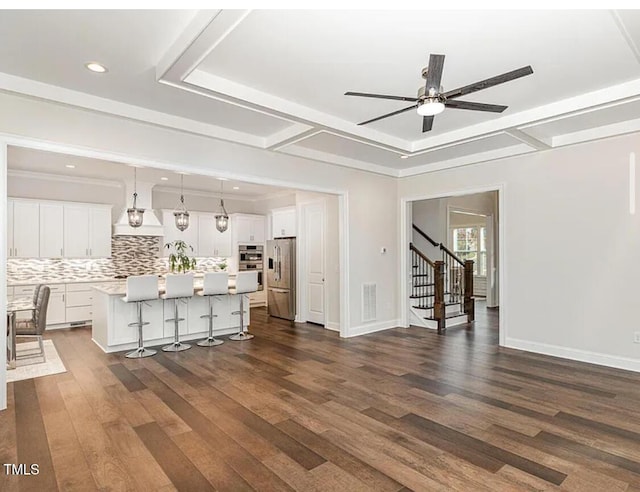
[113, 180, 164, 236]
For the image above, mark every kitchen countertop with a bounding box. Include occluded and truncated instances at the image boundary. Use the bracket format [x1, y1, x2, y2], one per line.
[93, 276, 237, 296]
[8, 272, 230, 288]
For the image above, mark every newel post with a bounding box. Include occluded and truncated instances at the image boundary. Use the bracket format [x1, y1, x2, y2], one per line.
[434, 260, 446, 333]
[464, 260, 475, 322]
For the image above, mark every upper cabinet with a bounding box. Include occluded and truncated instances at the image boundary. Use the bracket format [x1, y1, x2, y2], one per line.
[10, 200, 40, 258]
[197, 213, 232, 258]
[162, 210, 233, 258]
[89, 207, 112, 258]
[233, 214, 265, 244]
[7, 198, 112, 259]
[161, 210, 198, 257]
[39, 202, 64, 258]
[271, 207, 297, 238]
[63, 204, 112, 258]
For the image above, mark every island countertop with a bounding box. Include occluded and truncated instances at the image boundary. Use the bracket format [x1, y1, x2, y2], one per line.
[93, 275, 237, 296]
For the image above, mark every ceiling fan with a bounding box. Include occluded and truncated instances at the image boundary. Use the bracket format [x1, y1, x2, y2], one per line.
[345, 54, 533, 133]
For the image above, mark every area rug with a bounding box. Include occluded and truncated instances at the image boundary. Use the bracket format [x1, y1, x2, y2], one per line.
[7, 339, 67, 383]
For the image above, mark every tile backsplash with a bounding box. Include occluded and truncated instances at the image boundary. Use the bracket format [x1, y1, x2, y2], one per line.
[7, 235, 229, 284]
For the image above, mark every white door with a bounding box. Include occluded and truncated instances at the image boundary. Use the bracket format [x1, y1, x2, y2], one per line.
[39, 203, 64, 257]
[89, 208, 112, 257]
[64, 205, 90, 257]
[303, 201, 325, 325]
[7, 199, 13, 257]
[12, 200, 40, 258]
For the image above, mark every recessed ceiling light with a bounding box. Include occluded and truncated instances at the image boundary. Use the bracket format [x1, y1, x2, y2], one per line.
[160, 177, 168, 181]
[217, 177, 229, 181]
[233, 186, 240, 190]
[85, 61, 108, 73]
[65, 164, 76, 169]
[400, 155, 409, 159]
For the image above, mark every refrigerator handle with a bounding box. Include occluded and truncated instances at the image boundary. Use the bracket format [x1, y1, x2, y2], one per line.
[278, 245, 282, 281]
[275, 245, 280, 281]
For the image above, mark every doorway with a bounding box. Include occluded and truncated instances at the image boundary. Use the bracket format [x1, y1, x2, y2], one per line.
[400, 186, 505, 346]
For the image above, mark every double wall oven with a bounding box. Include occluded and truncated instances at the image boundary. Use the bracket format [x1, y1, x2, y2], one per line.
[238, 245, 264, 291]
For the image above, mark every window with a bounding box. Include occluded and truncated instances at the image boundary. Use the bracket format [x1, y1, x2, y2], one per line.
[451, 226, 487, 276]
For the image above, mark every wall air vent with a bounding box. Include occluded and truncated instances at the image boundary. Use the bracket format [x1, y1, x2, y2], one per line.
[362, 283, 377, 322]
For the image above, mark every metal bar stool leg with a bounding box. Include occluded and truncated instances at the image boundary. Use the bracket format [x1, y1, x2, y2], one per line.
[229, 294, 254, 341]
[162, 298, 191, 352]
[197, 296, 224, 347]
[126, 301, 157, 358]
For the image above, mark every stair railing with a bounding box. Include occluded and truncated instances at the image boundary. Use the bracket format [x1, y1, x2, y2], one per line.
[412, 224, 474, 322]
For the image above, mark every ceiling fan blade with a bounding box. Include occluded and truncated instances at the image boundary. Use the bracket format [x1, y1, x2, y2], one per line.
[443, 65, 533, 100]
[358, 104, 418, 126]
[422, 116, 434, 133]
[425, 54, 445, 93]
[445, 100, 508, 113]
[345, 91, 418, 102]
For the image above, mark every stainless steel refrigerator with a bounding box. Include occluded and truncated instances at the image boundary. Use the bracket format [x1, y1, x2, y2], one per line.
[267, 238, 296, 321]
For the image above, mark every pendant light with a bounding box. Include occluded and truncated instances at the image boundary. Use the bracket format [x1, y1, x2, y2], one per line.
[173, 173, 190, 231]
[127, 167, 145, 228]
[215, 179, 229, 233]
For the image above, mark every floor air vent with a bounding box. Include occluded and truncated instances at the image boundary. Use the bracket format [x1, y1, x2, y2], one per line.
[362, 283, 377, 322]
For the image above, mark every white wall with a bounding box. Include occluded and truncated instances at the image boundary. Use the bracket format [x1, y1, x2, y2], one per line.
[411, 198, 445, 258]
[325, 194, 341, 329]
[253, 192, 297, 213]
[152, 189, 255, 215]
[0, 92, 398, 335]
[8, 172, 126, 221]
[400, 132, 640, 371]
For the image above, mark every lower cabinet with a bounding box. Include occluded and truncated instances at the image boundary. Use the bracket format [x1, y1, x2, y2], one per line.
[47, 292, 67, 325]
[8, 282, 106, 327]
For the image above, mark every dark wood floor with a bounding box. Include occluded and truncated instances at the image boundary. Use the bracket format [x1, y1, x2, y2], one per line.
[2, 306, 640, 491]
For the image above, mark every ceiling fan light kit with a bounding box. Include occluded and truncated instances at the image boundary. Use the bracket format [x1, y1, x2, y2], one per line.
[345, 54, 533, 133]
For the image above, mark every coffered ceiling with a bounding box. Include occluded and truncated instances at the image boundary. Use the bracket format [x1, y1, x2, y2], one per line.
[1, 9, 640, 177]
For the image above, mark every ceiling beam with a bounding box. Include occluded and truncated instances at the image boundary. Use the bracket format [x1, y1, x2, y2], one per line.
[505, 129, 551, 150]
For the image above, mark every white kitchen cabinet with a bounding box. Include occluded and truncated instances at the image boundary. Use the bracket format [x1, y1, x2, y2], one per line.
[162, 210, 199, 257]
[63, 205, 90, 257]
[271, 207, 296, 238]
[12, 200, 40, 258]
[197, 214, 216, 256]
[233, 214, 265, 244]
[47, 292, 67, 325]
[39, 202, 64, 258]
[66, 283, 95, 323]
[63, 204, 112, 258]
[89, 207, 112, 257]
[214, 227, 232, 257]
[199, 213, 232, 257]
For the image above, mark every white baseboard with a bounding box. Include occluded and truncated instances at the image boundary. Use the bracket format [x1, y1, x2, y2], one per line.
[325, 321, 340, 332]
[505, 337, 640, 373]
[346, 319, 401, 338]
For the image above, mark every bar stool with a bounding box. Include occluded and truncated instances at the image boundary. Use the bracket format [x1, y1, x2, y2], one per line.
[196, 272, 229, 347]
[122, 275, 159, 359]
[229, 271, 258, 341]
[161, 274, 194, 352]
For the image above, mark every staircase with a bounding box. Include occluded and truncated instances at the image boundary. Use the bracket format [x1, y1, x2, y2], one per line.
[409, 224, 475, 332]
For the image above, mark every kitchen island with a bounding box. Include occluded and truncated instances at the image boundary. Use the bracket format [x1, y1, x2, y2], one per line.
[91, 276, 248, 353]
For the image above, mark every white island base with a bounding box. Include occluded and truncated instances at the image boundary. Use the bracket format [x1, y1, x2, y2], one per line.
[91, 284, 249, 353]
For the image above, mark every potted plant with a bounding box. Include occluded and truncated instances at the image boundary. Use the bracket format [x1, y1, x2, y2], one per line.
[165, 240, 197, 274]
